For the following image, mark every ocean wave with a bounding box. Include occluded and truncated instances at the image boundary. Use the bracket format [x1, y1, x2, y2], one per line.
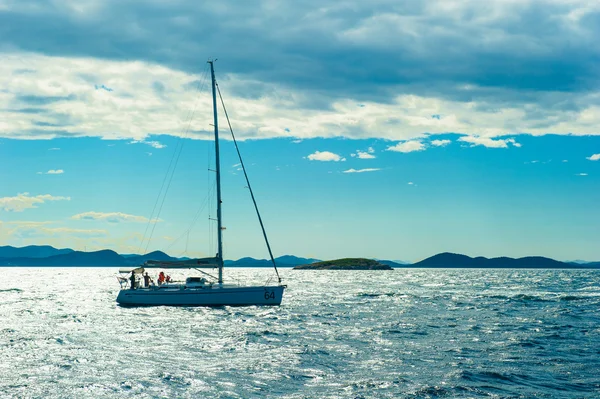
[3, 268, 599, 398]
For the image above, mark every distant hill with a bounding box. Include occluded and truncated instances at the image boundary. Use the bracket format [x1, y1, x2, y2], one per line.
[378, 260, 407, 268]
[276, 255, 321, 265]
[125, 251, 179, 265]
[224, 257, 270, 267]
[0, 245, 320, 267]
[293, 258, 393, 270]
[0, 249, 127, 266]
[225, 255, 320, 267]
[0, 245, 74, 259]
[410, 252, 597, 268]
[567, 260, 600, 266]
[0, 245, 598, 268]
[0, 249, 179, 267]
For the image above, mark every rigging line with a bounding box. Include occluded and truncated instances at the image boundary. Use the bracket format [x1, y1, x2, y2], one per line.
[167, 180, 215, 251]
[137, 64, 211, 254]
[166, 191, 211, 251]
[137, 137, 182, 254]
[185, 230, 190, 254]
[144, 134, 186, 253]
[143, 64, 212, 253]
[192, 268, 219, 281]
[216, 82, 282, 283]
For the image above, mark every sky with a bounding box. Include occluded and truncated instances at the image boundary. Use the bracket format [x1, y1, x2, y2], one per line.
[0, 0, 599, 262]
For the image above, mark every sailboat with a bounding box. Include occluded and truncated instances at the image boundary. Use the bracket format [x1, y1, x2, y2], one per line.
[116, 61, 286, 306]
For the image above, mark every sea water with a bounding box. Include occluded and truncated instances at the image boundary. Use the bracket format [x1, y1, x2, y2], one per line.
[1, 268, 599, 398]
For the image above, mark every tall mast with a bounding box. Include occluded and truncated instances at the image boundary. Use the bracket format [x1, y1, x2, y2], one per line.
[209, 60, 224, 284]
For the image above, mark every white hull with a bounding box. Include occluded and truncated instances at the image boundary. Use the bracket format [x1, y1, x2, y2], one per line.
[116, 63, 285, 307]
[116, 284, 285, 307]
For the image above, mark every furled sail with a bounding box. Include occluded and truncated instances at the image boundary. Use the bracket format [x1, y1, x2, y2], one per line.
[143, 257, 219, 269]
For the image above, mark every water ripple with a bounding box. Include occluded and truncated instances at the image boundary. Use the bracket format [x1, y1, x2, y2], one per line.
[1, 267, 599, 398]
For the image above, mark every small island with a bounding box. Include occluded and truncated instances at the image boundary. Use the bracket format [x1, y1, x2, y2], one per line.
[293, 258, 393, 270]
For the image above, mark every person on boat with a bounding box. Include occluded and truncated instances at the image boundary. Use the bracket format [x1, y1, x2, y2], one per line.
[158, 271, 165, 285]
[129, 272, 136, 290]
[143, 272, 152, 288]
[165, 275, 172, 283]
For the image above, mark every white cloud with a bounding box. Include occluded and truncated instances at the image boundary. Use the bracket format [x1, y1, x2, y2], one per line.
[505, 138, 521, 148]
[0, 193, 71, 212]
[2, 53, 600, 144]
[307, 151, 345, 162]
[46, 169, 64, 174]
[587, 154, 600, 161]
[343, 168, 381, 173]
[408, 182, 414, 185]
[386, 141, 425, 153]
[430, 139, 451, 147]
[0, 222, 108, 240]
[458, 136, 521, 148]
[2, 220, 55, 227]
[576, 173, 588, 176]
[146, 141, 166, 149]
[130, 140, 166, 149]
[354, 150, 376, 159]
[563, 160, 569, 163]
[71, 211, 161, 223]
[48, 147, 60, 151]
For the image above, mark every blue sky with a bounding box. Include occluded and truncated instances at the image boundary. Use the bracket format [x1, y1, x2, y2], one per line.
[1, 0, 599, 261]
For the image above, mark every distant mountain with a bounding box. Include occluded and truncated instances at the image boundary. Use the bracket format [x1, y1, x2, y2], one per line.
[375, 258, 409, 265]
[378, 260, 407, 268]
[0, 245, 74, 259]
[125, 251, 179, 265]
[225, 255, 321, 267]
[0, 249, 184, 267]
[294, 258, 392, 270]
[0, 246, 321, 267]
[224, 257, 270, 267]
[1, 245, 597, 268]
[0, 249, 127, 266]
[276, 255, 321, 265]
[121, 252, 191, 261]
[410, 252, 597, 268]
